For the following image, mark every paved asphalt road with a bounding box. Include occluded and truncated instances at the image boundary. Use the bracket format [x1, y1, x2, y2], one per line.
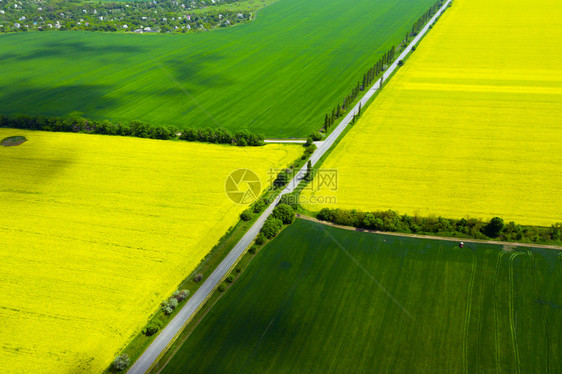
[127, 1, 452, 372]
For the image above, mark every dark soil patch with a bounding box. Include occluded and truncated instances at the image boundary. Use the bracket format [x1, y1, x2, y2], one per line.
[1, 136, 27, 147]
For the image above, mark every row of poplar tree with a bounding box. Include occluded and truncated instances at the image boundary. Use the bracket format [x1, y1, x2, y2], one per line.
[322, 0, 445, 132]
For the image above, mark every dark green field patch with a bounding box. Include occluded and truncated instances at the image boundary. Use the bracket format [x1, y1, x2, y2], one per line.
[1, 136, 27, 147]
[0, 0, 435, 137]
[161, 219, 561, 373]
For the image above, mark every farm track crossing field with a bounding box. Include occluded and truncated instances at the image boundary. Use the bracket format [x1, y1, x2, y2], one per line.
[0, 129, 301, 373]
[160, 219, 562, 373]
[302, 0, 562, 225]
[0, 0, 436, 138]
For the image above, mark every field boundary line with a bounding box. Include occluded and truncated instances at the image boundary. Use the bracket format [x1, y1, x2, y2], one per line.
[296, 215, 562, 251]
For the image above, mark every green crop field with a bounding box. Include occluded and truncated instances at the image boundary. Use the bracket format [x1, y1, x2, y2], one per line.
[161, 219, 561, 373]
[0, 0, 435, 138]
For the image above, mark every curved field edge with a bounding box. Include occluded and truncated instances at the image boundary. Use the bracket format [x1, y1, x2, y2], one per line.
[158, 219, 562, 373]
[0, 129, 301, 373]
[0, 0, 437, 138]
[301, 0, 562, 226]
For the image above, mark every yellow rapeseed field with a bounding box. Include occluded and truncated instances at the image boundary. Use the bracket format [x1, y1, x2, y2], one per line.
[303, 0, 562, 226]
[0, 129, 300, 373]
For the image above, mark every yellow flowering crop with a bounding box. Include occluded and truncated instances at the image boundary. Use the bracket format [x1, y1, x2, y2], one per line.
[0, 129, 300, 373]
[303, 0, 562, 226]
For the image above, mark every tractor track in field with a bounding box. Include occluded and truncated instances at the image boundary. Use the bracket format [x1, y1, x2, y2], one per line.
[385, 245, 420, 374]
[528, 251, 551, 373]
[492, 251, 505, 373]
[475, 253, 488, 373]
[508, 253, 522, 374]
[462, 249, 477, 374]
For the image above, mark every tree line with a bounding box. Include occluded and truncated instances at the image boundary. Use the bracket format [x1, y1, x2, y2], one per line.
[0, 114, 265, 146]
[407, 0, 445, 41]
[316, 208, 562, 244]
[323, 45, 395, 131]
[180, 127, 264, 146]
[322, 0, 445, 132]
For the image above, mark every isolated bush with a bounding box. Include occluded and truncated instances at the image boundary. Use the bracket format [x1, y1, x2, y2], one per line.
[240, 209, 253, 221]
[273, 170, 290, 188]
[112, 354, 130, 371]
[309, 131, 323, 141]
[255, 233, 266, 245]
[397, 60, 404, 66]
[168, 297, 178, 309]
[273, 204, 296, 224]
[248, 245, 258, 254]
[253, 200, 266, 213]
[304, 144, 317, 157]
[261, 217, 283, 239]
[194, 273, 203, 282]
[226, 275, 235, 283]
[142, 322, 162, 336]
[173, 289, 190, 302]
[219, 283, 227, 292]
[304, 160, 314, 182]
[161, 297, 179, 315]
[279, 193, 299, 210]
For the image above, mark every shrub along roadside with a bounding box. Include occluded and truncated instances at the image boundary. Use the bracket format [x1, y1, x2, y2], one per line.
[0, 114, 265, 146]
[105, 152, 307, 372]
[109, 288, 189, 370]
[316, 208, 562, 245]
[272, 204, 296, 225]
[142, 322, 162, 337]
[243, 204, 298, 260]
[111, 354, 130, 372]
[255, 204, 296, 243]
